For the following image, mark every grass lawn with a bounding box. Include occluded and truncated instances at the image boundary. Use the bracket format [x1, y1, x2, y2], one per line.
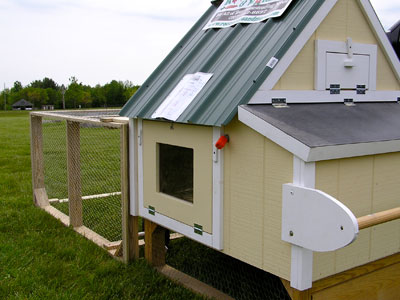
[0, 111, 203, 300]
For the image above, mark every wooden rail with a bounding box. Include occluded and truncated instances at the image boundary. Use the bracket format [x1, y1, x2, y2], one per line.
[357, 207, 400, 230]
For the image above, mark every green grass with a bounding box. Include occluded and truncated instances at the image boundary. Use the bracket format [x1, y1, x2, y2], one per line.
[0, 111, 203, 300]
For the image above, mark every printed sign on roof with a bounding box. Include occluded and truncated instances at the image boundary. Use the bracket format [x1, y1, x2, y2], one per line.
[203, 0, 293, 30]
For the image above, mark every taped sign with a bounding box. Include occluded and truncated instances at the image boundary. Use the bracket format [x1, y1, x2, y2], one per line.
[203, 0, 293, 30]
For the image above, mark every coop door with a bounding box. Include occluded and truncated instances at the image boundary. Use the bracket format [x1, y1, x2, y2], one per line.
[141, 120, 213, 234]
[315, 39, 377, 91]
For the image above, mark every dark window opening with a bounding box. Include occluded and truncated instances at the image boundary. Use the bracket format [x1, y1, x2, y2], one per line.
[159, 143, 193, 203]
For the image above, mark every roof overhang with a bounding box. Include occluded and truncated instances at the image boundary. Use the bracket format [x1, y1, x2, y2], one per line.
[238, 103, 400, 162]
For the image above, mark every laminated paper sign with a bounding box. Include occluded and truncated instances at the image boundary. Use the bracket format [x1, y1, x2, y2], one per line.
[203, 0, 293, 30]
[151, 72, 213, 121]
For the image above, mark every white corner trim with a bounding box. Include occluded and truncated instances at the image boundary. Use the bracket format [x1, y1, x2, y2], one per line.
[129, 118, 139, 216]
[358, 0, 400, 83]
[288, 157, 315, 291]
[238, 106, 310, 161]
[257, 0, 339, 92]
[249, 90, 400, 104]
[291, 246, 313, 291]
[315, 40, 377, 91]
[293, 156, 315, 188]
[212, 127, 224, 250]
[137, 118, 144, 217]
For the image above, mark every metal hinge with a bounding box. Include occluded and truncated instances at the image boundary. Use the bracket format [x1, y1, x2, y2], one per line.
[148, 205, 155, 216]
[194, 224, 203, 235]
[356, 85, 366, 95]
[344, 98, 355, 106]
[272, 98, 288, 108]
[330, 84, 341, 94]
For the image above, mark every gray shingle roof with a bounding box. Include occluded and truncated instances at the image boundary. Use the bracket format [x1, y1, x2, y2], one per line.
[12, 99, 33, 107]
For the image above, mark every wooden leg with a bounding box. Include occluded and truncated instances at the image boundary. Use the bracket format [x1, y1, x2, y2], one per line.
[30, 115, 45, 207]
[67, 121, 82, 227]
[144, 219, 166, 267]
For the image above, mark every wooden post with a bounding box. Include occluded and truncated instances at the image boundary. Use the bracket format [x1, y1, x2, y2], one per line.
[121, 123, 139, 263]
[67, 121, 82, 227]
[144, 219, 166, 267]
[357, 207, 400, 230]
[30, 114, 49, 207]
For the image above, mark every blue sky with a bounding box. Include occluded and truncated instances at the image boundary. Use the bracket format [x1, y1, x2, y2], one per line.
[0, 0, 398, 89]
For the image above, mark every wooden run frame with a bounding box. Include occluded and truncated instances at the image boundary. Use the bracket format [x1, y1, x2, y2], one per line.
[282, 252, 400, 300]
[30, 111, 139, 262]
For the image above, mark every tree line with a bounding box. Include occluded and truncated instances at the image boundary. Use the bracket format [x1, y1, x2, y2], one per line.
[0, 77, 140, 110]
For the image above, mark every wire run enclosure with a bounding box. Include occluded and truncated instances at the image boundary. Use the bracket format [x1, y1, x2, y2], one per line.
[30, 110, 139, 263]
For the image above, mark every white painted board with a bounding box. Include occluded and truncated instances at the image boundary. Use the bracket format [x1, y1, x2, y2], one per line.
[282, 183, 359, 252]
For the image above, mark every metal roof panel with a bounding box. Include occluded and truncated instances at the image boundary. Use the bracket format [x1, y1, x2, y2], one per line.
[120, 0, 324, 126]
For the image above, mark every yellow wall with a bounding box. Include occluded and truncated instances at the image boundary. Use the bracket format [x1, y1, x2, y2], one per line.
[273, 0, 400, 91]
[223, 116, 293, 279]
[142, 120, 213, 233]
[313, 153, 400, 281]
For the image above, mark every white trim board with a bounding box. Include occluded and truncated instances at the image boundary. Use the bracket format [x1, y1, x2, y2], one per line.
[249, 90, 399, 104]
[238, 106, 400, 162]
[212, 126, 224, 250]
[129, 118, 139, 216]
[288, 157, 315, 291]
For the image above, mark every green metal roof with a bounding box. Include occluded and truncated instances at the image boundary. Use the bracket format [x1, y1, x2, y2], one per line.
[120, 0, 324, 126]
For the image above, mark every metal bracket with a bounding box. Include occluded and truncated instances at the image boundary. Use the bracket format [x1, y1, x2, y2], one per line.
[272, 98, 288, 108]
[356, 85, 366, 95]
[194, 223, 203, 235]
[344, 98, 355, 106]
[148, 205, 155, 216]
[329, 84, 340, 94]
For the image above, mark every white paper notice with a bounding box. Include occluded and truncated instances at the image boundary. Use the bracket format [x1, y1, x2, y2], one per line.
[151, 72, 213, 121]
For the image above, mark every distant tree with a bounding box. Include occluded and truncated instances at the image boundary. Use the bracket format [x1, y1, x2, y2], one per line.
[30, 77, 58, 90]
[104, 80, 125, 107]
[91, 84, 107, 107]
[11, 81, 23, 93]
[65, 77, 92, 108]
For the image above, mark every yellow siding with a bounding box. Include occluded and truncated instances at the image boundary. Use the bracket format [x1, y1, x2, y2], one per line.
[142, 120, 213, 233]
[273, 0, 400, 91]
[314, 153, 400, 280]
[223, 117, 293, 278]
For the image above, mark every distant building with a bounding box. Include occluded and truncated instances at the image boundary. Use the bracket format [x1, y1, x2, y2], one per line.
[12, 99, 33, 110]
[42, 105, 54, 110]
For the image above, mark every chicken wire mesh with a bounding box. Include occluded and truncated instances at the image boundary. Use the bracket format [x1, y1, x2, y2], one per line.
[166, 237, 291, 300]
[41, 111, 123, 242]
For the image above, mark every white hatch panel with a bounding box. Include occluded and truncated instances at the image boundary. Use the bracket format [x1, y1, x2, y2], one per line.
[325, 53, 370, 89]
